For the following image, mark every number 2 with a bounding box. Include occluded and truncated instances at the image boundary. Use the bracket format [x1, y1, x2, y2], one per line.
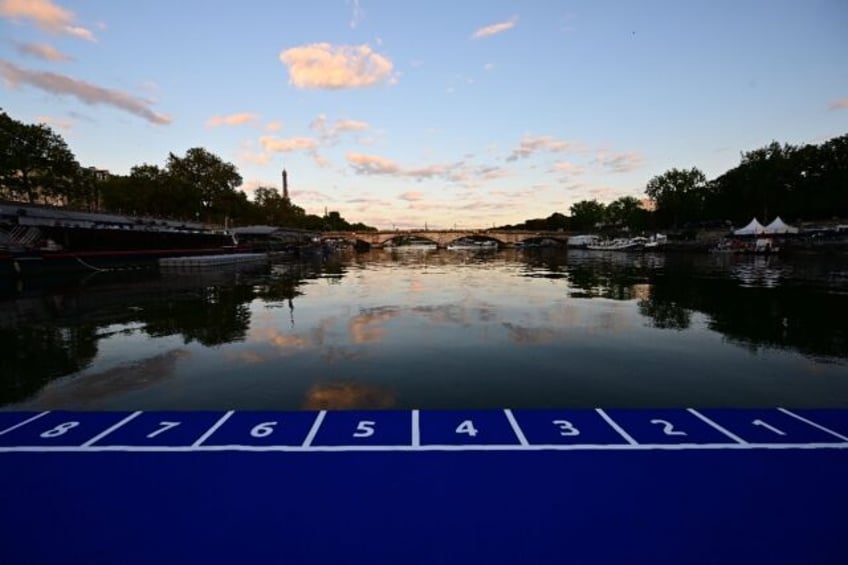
[650, 419, 687, 436]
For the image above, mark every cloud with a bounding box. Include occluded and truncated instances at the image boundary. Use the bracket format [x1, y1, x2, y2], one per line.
[829, 98, 848, 110]
[346, 152, 511, 187]
[507, 135, 577, 161]
[238, 151, 271, 166]
[206, 112, 258, 127]
[399, 191, 424, 201]
[472, 17, 517, 39]
[279, 43, 394, 89]
[483, 63, 495, 71]
[265, 120, 282, 132]
[64, 25, 95, 41]
[14, 41, 72, 62]
[310, 114, 369, 142]
[347, 0, 363, 29]
[0, 0, 96, 40]
[259, 135, 318, 153]
[0, 59, 170, 124]
[36, 114, 72, 131]
[346, 152, 400, 175]
[596, 151, 643, 173]
[552, 161, 586, 175]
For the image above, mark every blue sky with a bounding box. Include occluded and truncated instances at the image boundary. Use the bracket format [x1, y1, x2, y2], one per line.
[1, 0, 846, 229]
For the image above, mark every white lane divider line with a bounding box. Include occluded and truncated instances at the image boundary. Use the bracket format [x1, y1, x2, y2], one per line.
[81, 411, 143, 447]
[192, 411, 235, 447]
[595, 409, 637, 445]
[778, 408, 848, 442]
[687, 409, 748, 444]
[411, 410, 420, 447]
[504, 409, 529, 446]
[302, 411, 326, 447]
[0, 411, 50, 437]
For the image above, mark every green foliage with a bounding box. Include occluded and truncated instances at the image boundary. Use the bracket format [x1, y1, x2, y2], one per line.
[645, 167, 707, 228]
[0, 110, 79, 204]
[569, 200, 606, 231]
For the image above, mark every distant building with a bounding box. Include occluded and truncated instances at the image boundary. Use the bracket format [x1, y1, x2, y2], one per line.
[282, 169, 289, 202]
[86, 167, 110, 182]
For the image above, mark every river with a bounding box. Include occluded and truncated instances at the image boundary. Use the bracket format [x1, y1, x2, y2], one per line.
[1, 248, 846, 410]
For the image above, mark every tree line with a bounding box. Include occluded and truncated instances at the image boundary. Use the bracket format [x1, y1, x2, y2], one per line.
[0, 110, 376, 232]
[504, 133, 847, 234]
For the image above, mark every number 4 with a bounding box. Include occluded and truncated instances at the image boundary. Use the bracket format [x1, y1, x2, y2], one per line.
[456, 420, 478, 437]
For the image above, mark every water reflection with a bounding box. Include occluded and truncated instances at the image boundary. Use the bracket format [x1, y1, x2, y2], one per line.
[1, 248, 846, 409]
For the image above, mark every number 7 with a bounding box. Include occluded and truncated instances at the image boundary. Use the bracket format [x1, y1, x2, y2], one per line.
[147, 421, 180, 439]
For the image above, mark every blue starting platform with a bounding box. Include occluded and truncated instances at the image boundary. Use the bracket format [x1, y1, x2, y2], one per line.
[1, 408, 847, 564]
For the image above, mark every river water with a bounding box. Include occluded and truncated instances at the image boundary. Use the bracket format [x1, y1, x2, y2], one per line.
[1, 248, 846, 410]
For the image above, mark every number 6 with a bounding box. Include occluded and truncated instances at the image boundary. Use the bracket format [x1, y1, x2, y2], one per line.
[251, 421, 277, 438]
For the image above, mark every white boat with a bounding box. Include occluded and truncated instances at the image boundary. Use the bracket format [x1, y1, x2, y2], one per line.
[585, 238, 644, 251]
[446, 240, 498, 250]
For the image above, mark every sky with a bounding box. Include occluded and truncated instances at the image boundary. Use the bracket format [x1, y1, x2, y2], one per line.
[1, 0, 846, 229]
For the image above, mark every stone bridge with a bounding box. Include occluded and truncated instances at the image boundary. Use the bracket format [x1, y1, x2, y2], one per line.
[321, 229, 571, 248]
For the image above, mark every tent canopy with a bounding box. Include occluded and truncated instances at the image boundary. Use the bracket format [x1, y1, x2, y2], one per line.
[763, 216, 798, 234]
[733, 218, 765, 235]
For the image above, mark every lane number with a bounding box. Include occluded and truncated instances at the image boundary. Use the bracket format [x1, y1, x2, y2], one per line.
[456, 420, 478, 437]
[552, 420, 580, 436]
[40, 421, 80, 438]
[250, 422, 277, 438]
[752, 419, 787, 436]
[650, 419, 687, 437]
[147, 421, 181, 439]
[353, 421, 375, 438]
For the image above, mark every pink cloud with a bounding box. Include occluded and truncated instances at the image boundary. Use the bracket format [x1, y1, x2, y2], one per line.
[829, 98, 848, 110]
[36, 114, 72, 131]
[399, 191, 424, 201]
[206, 112, 258, 127]
[472, 17, 517, 39]
[552, 161, 586, 175]
[596, 151, 643, 173]
[0, 59, 170, 124]
[14, 41, 72, 62]
[507, 135, 577, 161]
[0, 0, 95, 40]
[279, 43, 394, 89]
[259, 135, 318, 153]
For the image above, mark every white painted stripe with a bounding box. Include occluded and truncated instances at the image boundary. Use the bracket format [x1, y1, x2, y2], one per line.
[504, 409, 529, 446]
[302, 410, 326, 447]
[0, 411, 50, 436]
[192, 411, 235, 447]
[1, 442, 848, 453]
[778, 408, 848, 442]
[595, 409, 637, 445]
[81, 412, 142, 447]
[411, 410, 420, 447]
[687, 409, 748, 444]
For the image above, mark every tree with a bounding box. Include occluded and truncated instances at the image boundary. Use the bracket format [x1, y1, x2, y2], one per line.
[0, 110, 79, 203]
[569, 200, 606, 231]
[165, 147, 242, 223]
[605, 196, 646, 230]
[645, 167, 707, 228]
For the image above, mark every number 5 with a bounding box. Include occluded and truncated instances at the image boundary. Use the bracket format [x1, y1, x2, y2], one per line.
[353, 421, 375, 438]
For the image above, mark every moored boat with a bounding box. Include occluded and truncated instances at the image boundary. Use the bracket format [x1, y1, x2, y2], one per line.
[1, 201, 240, 275]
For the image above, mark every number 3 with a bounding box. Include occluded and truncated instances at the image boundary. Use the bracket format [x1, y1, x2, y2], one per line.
[552, 420, 580, 436]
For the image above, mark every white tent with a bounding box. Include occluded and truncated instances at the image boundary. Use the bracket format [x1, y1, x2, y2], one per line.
[733, 218, 765, 236]
[763, 216, 798, 234]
